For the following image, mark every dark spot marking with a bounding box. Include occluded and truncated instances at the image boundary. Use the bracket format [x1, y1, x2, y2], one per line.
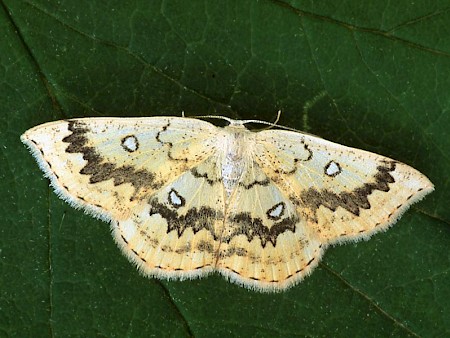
[225, 212, 299, 248]
[306, 258, 315, 266]
[250, 277, 260, 281]
[300, 161, 396, 217]
[63, 121, 162, 194]
[155, 121, 190, 162]
[197, 240, 214, 253]
[155, 123, 170, 145]
[273, 143, 312, 174]
[149, 198, 223, 239]
[121, 135, 139, 152]
[268, 142, 311, 175]
[274, 167, 295, 175]
[161, 245, 171, 252]
[168, 189, 185, 208]
[175, 244, 191, 254]
[219, 246, 248, 258]
[191, 167, 219, 185]
[140, 257, 147, 262]
[303, 143, 313, 161]
[239, 177, 270, 189]
[121, 235, 128, 244]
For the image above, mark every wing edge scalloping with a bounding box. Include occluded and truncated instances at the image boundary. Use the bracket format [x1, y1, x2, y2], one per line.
[21, 130, 114, 223]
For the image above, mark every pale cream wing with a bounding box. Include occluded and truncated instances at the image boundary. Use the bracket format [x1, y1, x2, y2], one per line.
[115, 156, 226, 278]
[21, 117, 219, 221]
[216, 159, 323, 291]
[254, 129, 434, 245]
[21, 117, 226, 277]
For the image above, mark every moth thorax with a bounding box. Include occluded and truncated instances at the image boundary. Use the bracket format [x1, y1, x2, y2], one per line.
[221, 131, 249, 197]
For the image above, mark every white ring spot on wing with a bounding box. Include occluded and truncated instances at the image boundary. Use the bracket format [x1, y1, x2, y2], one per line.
[267, 202, 285, 220]
[325, 160, 341, 177]
[121, 135, 139, 152]
[168, 189, 185, 208]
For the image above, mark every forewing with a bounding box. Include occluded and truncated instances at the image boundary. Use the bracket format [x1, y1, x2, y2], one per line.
[22, 116, 226, 277]
[254, 129, 434, 245]
[21, 117, 219, 221]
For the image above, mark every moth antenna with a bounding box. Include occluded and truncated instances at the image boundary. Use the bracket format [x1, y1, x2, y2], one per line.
[273, 110, 282, 125]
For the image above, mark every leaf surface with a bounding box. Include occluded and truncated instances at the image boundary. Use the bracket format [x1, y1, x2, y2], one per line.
[1, 1, 449, 337]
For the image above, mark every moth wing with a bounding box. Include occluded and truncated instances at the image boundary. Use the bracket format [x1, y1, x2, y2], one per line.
[117, 156, 226, 278]
[217, 160, 323, 291]
[254, 129, 434, 245]
[21, 117, 219, 221]
[22, 116, 228, 277]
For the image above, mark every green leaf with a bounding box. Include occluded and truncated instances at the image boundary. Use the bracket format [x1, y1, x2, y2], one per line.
[1, 0, 449, 337]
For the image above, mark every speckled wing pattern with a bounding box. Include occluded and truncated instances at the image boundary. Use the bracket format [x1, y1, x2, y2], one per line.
[21, 116, 434, 292]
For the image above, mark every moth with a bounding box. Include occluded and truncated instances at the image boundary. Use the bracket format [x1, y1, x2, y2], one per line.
[21, 116, 433, 291]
